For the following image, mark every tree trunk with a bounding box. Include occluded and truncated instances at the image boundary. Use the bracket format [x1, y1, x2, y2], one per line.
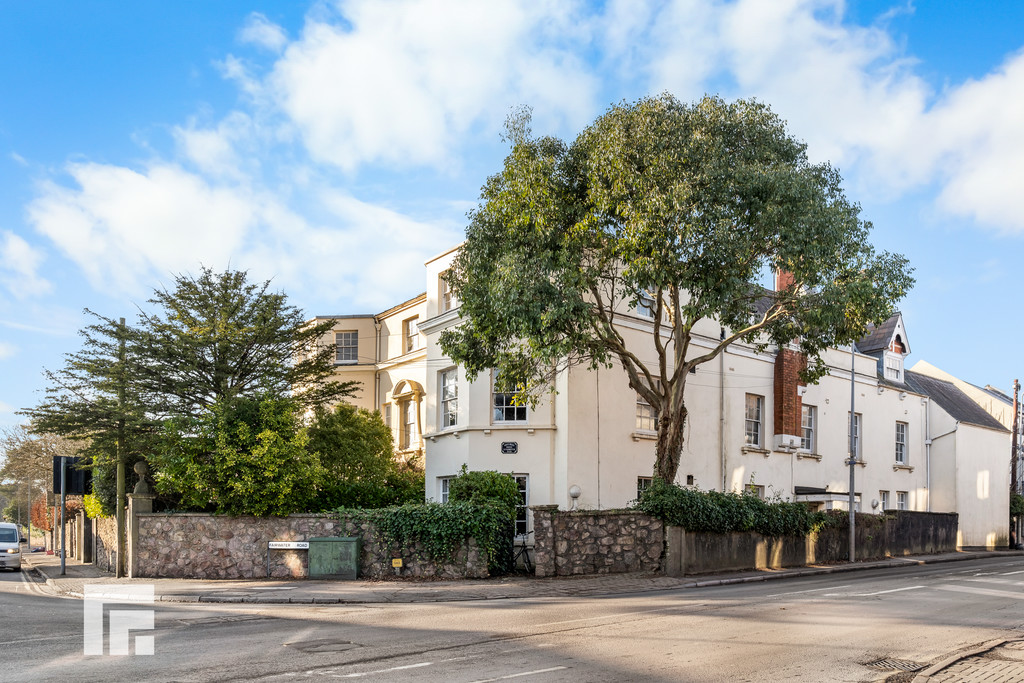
[655, 404, 688, 482]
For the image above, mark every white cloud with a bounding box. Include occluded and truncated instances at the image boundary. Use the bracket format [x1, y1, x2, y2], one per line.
[173, 112, 259, 179]
[0, 231, 52, 299]
[0, 342, 16, 360]
[238, 13, 289, 52]
[266, 0, 597, 171]
[28, 163, 255, 295]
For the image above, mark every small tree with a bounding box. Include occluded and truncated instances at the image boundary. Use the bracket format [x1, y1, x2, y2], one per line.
[307, 403, 424, 509]
[441, 94, 914, 483]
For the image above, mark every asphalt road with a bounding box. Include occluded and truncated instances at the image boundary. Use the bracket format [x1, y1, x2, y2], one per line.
[4, 556, 1024, 682]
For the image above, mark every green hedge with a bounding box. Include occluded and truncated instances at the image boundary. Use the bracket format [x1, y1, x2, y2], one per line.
[634, 479, 827, 537]
[339, 501, 511, 574]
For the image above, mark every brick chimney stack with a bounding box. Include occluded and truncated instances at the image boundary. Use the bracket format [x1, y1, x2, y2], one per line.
[775, 269, 795, 292]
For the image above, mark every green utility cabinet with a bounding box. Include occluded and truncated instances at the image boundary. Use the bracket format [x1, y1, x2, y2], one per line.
[308, 537, 361, 579]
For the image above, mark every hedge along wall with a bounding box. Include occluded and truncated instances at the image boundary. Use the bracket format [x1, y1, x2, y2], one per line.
[132, 513, 491, 580]
[531, 506, 665, 577]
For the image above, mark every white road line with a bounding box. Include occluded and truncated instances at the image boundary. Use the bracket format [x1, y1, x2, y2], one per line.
[937, 584, 1024, 600]
[966, 577, 1024, 587]
[529, 603, 702, 629]
[824, 586, 925, 597]
[1001, 570, 1024, 576]
[332, 662, 433, 678]
[469, 666, 569, 682]
[766, 585, 852, 598]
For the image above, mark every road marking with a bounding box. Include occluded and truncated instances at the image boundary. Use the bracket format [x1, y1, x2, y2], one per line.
[766, 585, 852, 598]
[469, 667, 569, 682]
[332, 662, 433, 678]
[937, 584, 1024, 600]
[824, 586, 925, 597]
[1001, 570, 1024, 576]
[249, 586, 298, 590]
[966, 577, 1024, 587]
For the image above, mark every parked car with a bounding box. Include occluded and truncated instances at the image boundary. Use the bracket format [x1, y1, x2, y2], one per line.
[0, 522, 23, 571]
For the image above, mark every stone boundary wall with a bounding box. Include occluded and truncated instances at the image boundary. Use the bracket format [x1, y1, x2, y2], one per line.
[534, 507, 959, 578]
[665, 510, 959, 576]
[133, 513, 490, 580]
[93, 517, 118, 573]
[531, 506, 664, 577]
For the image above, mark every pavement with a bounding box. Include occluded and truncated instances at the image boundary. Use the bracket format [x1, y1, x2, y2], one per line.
[20, 548, 1024, 681]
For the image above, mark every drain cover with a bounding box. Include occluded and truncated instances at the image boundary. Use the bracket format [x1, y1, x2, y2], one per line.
[865, 658, 924, 672]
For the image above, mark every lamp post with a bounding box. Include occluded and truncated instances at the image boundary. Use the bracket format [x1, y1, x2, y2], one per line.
[848, 343, 856, 563]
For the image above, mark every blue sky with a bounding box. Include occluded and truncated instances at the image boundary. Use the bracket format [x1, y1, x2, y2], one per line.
[2, 0, 1024, 427]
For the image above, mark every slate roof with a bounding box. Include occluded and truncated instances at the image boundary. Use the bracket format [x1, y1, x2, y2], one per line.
[856, 313, 900, 354]
[904, 371, 1008, 432]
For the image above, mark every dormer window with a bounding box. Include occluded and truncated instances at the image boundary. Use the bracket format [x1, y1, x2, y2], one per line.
[884, 354, 903, 382]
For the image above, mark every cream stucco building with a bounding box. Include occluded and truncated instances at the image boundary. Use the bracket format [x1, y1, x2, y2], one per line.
[317, 245, 1012, 549]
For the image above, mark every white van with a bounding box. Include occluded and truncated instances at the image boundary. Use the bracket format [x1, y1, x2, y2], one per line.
[0, 522, 23, 571]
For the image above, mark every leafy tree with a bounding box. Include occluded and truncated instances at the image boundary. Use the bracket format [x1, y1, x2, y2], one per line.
[307, 403, 424, 509]
[440, 94, 914, 483]
[153, 395, 323, 516]
[21, 314, 158, 516]
[132, 267, 357, 418]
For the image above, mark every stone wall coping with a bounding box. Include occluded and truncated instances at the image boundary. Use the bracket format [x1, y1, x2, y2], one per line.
[136, 512, 338, 519]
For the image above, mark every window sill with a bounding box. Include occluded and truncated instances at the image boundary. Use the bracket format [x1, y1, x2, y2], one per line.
[741, 445, 771, 457]
[893, 464, 914, 473]
[631, 430, 658, 442]
[796, 452, 822, 461]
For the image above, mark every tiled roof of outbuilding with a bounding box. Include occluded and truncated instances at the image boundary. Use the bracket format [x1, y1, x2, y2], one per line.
[904, 371, 1008, 432]
[856, 313, 900, 354]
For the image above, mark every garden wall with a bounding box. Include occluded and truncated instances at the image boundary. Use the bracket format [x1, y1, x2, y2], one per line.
[93, 516, 119, 573]
[132, 512, 490, 580]
[533, 507, 959, 578]
[531, 506, 664, 577]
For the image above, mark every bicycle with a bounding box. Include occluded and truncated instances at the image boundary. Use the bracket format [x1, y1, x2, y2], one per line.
[512, 530, 534, 574]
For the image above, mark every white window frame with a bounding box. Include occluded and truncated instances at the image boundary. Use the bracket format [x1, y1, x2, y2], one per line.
[801, 405, 816, 452]
[635, 382, 660, 432]
[895, 421, 908, 464]
[513, 474, 529, 537]
[885, 353, 904, 382]
[335, 330, 358, 364]
[439, 271, 454, 313]
[745, 394, 764, 448]
[492, 371, 527, 423]
[897, 491, 908, 511]
[637, 476, 653, 500]
[880, 490, 890, 511]
[440, 368, 458, 429]
[382, 402, 392, 435]
[848, 412, 862, 460]
[403, 317, 420, 354]
[400, 399, 418, 450]
[636, 290, 656, 319]
[745, 483, 765, 499]
[439, 477, 452, 504]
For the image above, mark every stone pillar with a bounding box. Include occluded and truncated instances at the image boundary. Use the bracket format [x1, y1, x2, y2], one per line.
[127, 493, 154, 578]
[78, 510, 93, 563]
[530, 505, 558, 577]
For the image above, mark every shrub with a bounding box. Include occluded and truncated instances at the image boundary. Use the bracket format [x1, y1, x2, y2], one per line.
[340, 501, 511, 574]
[1012, 492, 1024, 518]
[635, 478, 826, 537]
[307, 403, 423, 509]
[447, 465, 518, 520]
